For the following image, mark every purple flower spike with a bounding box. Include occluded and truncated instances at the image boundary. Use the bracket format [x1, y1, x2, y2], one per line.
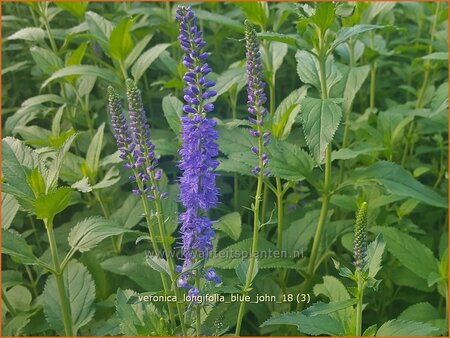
[245, 20, 271, 176]
[108, 87, 132, 162]
[176, 5, 220, 287]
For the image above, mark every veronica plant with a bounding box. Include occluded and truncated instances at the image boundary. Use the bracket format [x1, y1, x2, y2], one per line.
[176, 5, 221, 335]
[108, 81, 187, 335]
[234, 20, 271, 336]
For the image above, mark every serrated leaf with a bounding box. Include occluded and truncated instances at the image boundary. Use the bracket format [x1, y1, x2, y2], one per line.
[43, 260, 96, 335]
[371, 226, 439, 281]
[2, 193, 20, 229]
[71, 176, 92, 193]
[366, 234, 385, 278]
[35, 187, 72, 220]
[217, 212, 241, 240]
[2, 229, 39, 265]
[267, 138, 314, 181]
[300, 97, 342, 164]
[162, 95, 183, 135]
[131, 43, 171, 82]
[272, 86, 308, 140]
[111, 194, 145, 229]
[145, 254, 170, 276]
[282, 209, 319, 255]
[331, 24, 382, 50]
[68, 216, 130, 253]
[296, 50, 342, 95]
[398, 302, 440, 323]
[303, 299, 357, 317]
[235, 258, 258, 285]
[92, 166, 120, 190]
[359, 161, 448, 208]
[376, 319, 438, 336]
[8, 27, 45, 41]
[261, 312, 344, 335]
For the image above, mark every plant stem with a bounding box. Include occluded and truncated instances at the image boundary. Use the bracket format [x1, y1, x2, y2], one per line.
[45, 218, 74, 336]
[38, 3, 58, 53]
[2, 288, 17, 316]
[149, 174, 187, 336]
[135, 177, 177, 331]
[305, 33, 332, 292]
[355, 271, 365, 336]
[195, 274, 202, 336]
[276, 177, 283, 251]
[235, 139, 265, 336]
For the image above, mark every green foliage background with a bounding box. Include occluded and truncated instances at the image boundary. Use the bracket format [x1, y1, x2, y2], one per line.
[2, 1, 448, 336]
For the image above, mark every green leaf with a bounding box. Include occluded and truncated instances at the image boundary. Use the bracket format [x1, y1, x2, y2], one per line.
[162, 95, 183, 135]
[85, 11, 113, 53]
[257, 32, 299, 46]
[131, 43, 171, 82]
[366, 234, 385, 278]
[2, 137, 39, 210]
[296, 51, 342, 96]
[21, 94, 65, 108]
[8, 27, 45, 41]
[42, 65, 119, 88]
[145, 254, 170, 276]
[45, 133, 78, 193]
[2, 193, 19, 229]
[331, 24, 382, 50]
[300, 97, 342, 164]
[101, 253, 163, 291]
[359, 161, 448, 208]
[376, 319, 438, 336]
[421, 52, 448, 60]
[371, 226, 439, 280]
[267, 139, 314, 181]
[2, 229, 39, 265]
[195, 9, 244, 30]
[43, 260, 96, 335]
[55, 2, 88, 18]
[331, 146, 383, 160]
[68, 216, 130, 253]
[109, 17, 134, 62]
[303, 299, 357, 317]
[235, 258, 258, 285]
[85, 123, 105, 178]
[66, 42, 88, 67]
[125, 33, 154, 69]
[236, 2, 269, 28]
[311, 2, 335, 31]
[217, 212, 242, 241]
[4, 285, 32, 312]
[398, 302, 440, 323]
[261, 312, 344, 336]
[35, 188, 72, 220]
[71, 176, 92, 193]
[272, 86, 308, 140]
[92, 166, 120, 190]
[30, 46, 63, 75]
[283, 209, 319, 255]
[111, 194, 145, 229]
[331, 64, 370, 112]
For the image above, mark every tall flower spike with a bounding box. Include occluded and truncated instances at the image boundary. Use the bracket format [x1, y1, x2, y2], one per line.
[176, 5, 221, 290]
[245, 20, 270, 176]
[354, 202, 368, 271]
[108, 86, 132, 162]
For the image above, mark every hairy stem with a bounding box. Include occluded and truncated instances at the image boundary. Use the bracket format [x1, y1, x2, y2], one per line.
[355, 272, 365, 336]
[45, 218, 74, 336]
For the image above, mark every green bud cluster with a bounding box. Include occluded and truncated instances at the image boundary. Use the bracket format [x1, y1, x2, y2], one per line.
[354, 202, 368, 271]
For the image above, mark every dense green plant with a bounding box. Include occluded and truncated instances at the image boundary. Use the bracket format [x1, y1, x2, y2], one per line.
[2, 1, 448, 336]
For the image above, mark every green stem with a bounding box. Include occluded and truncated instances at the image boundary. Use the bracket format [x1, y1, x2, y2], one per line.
[368, 32, 376, 113]
[2, 288, 17, 316]
[195, 274, 202, 336]
[276, 177, 283, 251]
[135, 177, 177, 331]
[355, 272, 365, 336]
[305, 38, 332, 292]
[149, 174, 187, 336]
[45, 218, 74, 336]
[38, 3, 58, 53]
[235, 144, 265, 336]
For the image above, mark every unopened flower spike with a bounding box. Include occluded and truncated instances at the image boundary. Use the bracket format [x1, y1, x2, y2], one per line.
[176, 5, 221, 293]
[354, 202, 368, 271]
[245, 20, 270, 177]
